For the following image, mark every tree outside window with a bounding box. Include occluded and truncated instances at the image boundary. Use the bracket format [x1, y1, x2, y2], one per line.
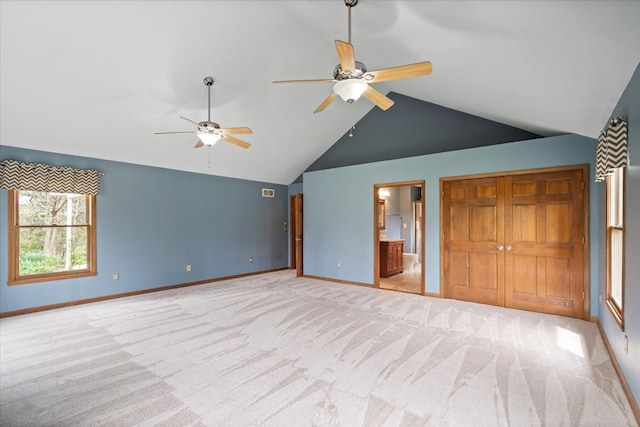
[8, 189, 96, 285]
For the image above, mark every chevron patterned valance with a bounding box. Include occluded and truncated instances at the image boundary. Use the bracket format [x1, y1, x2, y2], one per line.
[0, 160, 102, 195]
[595, 116, 628, 182]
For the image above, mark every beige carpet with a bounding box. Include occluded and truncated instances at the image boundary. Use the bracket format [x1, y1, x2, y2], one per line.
[1, 270, 637, 426]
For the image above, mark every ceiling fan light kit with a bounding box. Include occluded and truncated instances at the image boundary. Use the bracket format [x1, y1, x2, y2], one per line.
[197, 131, 222, 146]
[333, 79, 367, 102]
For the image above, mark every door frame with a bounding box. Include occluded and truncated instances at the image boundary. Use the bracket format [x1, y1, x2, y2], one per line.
[290, 193, 303, 277]
[374, 180, 425, 293]
[439, 164, 590, 320]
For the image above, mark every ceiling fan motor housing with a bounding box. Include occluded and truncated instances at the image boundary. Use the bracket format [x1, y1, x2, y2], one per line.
[333, 61, 368, 80]
[198, 121, 221, 133]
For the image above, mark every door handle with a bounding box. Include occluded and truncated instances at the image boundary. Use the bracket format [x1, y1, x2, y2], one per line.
[295, 238, 303, 242]
[497, 246, 504, 251]
[506, 245, 513, 251]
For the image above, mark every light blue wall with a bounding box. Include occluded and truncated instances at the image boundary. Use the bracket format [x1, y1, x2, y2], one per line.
[599, 63, 640, 405]
[303, 134, 600, 312]
[0, 146, 289, 313]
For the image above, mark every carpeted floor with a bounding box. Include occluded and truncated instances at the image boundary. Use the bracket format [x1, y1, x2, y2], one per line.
[1, 270, 637, 426]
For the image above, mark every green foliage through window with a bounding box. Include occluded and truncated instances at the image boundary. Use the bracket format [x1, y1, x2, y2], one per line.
[9, 190, 95, 283]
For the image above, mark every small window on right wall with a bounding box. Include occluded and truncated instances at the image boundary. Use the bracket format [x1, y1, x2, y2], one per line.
[605, 167, 625, 330]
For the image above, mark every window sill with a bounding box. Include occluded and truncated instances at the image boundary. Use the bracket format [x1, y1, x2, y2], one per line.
[8, 270, 97, 286]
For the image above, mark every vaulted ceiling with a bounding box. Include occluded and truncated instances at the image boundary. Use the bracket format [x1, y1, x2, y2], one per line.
[1, 1, 639, 185]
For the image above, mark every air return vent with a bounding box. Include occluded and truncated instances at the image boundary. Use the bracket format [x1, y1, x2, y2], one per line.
[262, 188, 275, 198]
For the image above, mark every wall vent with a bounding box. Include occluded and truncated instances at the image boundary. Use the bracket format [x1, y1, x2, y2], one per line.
[262, 188, 275, 198]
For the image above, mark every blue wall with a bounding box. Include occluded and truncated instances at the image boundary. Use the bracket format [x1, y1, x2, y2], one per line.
[599, 63, 640, 406]
[0, 146, 289, 313]
[302, 134, 600, 312]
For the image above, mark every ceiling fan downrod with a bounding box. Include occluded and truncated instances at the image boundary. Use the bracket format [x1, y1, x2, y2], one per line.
[203, 76, 214, 122]
[345, 0, 358, 44]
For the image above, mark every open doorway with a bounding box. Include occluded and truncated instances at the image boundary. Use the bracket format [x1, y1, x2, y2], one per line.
[374, 181, 425, 294]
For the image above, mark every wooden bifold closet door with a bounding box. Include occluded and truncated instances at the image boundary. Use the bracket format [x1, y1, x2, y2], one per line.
[442, 167, 587, 318]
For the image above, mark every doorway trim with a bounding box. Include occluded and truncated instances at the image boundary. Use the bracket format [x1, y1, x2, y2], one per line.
[374, 180, 425, 294]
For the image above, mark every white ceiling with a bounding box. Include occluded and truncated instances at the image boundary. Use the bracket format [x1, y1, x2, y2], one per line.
[2, 1, 639, 185]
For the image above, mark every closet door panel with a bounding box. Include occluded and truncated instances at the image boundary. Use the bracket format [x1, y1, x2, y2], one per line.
[443, 177, 505, 307]
[504, 170, 585, 318]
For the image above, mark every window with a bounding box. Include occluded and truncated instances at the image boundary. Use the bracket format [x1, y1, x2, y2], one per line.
[8, 189, 96, 285]
[605, 167, 625, 329]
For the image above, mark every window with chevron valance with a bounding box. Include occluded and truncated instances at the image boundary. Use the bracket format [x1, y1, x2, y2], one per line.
[595, 117, 628, 182]
[0, 160, 102, 195]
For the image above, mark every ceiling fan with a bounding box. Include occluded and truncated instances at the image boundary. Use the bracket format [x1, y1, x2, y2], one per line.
[155, 77, 252, 149]
[273, 0, 432, 113]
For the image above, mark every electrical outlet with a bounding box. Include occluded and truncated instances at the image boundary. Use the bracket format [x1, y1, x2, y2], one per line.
[336, 262, 341, 269]
[112, 273, 119, 281]
[249, 257, 253, 263]
[186, 265, 191, 272]
[599, 294, 603, 304]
